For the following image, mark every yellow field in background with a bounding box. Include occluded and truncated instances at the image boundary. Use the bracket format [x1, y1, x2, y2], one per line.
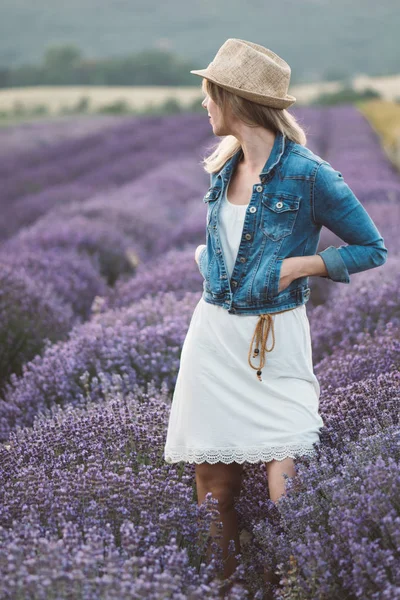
[358, 99, 400, 171]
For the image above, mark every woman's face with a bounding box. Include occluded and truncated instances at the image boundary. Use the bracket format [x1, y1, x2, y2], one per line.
[201, 81, 231, 135]
[201, 91, 218, 127]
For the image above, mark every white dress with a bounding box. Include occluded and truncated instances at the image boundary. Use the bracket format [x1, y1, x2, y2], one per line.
[164, 183, 325, 465]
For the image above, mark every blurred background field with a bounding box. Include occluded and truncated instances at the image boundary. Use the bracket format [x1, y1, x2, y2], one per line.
[0, 2, 399, 599]
[0, 73, 399, 121]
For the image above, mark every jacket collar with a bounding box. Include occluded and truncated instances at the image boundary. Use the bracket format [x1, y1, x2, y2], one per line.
[217, 130, 288, 185]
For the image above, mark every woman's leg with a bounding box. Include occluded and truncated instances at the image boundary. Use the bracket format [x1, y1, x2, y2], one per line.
[265, 457, 296, 504]
[263, 457, 297, 589]
[195, 461, 244, 580]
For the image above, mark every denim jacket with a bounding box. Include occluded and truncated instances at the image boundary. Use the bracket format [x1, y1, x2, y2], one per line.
[197, 131, 388, 315]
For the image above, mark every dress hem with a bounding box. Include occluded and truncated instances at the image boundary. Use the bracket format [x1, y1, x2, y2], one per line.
[164, 443, 319, 465]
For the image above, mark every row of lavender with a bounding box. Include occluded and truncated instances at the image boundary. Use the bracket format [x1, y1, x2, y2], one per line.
[0, 106, 399, 598]
[0, 113, 213, 241]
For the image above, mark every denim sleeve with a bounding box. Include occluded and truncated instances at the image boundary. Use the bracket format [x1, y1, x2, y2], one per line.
[312, 161, 388, 283]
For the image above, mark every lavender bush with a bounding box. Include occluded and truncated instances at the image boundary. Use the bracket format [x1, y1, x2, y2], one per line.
[250, 425, 400, 600]
[0, 381, 246, 599]
[228, 369, 400, 596]
[308, 256, 400, 362]
[2, 216, 138, 286]
[0, 247, 108, 320]
[41, 155, 209, 261]
[0, 264, 73, 392]
[314, 320, 400, 391]
[0, 291, 200, 441]
[100, 246, 204, 310]
[1, 371, 398, 599]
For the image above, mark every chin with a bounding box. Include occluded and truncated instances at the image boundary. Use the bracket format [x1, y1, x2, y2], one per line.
[212, 124, 226, 135]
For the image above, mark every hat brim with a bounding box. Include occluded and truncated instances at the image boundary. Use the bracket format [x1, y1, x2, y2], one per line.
[190, 69, 296, 109]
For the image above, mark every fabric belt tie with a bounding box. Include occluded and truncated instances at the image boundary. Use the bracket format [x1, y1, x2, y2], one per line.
[247, 307, 297, 381]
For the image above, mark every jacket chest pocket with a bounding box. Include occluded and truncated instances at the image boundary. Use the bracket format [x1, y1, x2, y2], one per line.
[260, 192, 301, 241]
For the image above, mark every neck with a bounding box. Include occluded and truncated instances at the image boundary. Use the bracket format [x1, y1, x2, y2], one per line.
[237, 131, 276, 175]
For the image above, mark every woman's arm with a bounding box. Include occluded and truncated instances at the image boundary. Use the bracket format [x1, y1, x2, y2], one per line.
[278, 254, 328, 293]
[309, 161, 388, 282]
[279, 162, 388, 291]
[285, 254, 329, 278]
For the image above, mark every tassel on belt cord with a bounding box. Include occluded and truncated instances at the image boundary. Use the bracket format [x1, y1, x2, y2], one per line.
[248, 307, 297, 381]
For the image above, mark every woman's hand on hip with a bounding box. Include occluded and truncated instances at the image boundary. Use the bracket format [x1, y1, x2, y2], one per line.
[277, 255, 329, 292]
[195, 244, 206, 266]
[277, 257, 303, 293]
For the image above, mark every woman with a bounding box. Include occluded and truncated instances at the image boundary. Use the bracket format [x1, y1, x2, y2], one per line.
[163, 38, 387, 591]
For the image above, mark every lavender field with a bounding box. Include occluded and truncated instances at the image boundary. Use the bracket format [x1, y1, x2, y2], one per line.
[0, 105, 399, 599]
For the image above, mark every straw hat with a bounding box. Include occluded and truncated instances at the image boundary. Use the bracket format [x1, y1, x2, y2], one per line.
[190, 38, 296, 109]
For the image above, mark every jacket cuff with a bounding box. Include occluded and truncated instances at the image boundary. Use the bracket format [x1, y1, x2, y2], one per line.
[317, 246, 350, 283]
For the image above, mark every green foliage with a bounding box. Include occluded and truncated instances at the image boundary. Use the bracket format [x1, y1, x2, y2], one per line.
[311, 86, 382, 106]
[2, 43, 197, 88]
[43, 45, 82, 70]
[94, 99, 131, 115]
[59, 96, 91, 115]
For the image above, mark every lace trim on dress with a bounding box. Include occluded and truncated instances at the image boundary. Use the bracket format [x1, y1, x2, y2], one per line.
[164, 443, 319, 464]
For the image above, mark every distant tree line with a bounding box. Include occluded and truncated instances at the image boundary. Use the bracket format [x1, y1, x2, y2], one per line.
[0, 44, 200, 88]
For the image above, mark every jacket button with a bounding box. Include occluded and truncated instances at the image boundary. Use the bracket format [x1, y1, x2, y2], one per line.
[249, 206, 257, 213]
[231, 281, 238, 287]
[276, 201, 283, 209]
[239, 257, 246, 262]
[256, 185, 263, 192]
[245, 233, 252, 240]
[205, 191, 211, 197]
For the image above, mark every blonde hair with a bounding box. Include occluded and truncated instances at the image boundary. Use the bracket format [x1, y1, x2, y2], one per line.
[200, 78, 308, 175]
